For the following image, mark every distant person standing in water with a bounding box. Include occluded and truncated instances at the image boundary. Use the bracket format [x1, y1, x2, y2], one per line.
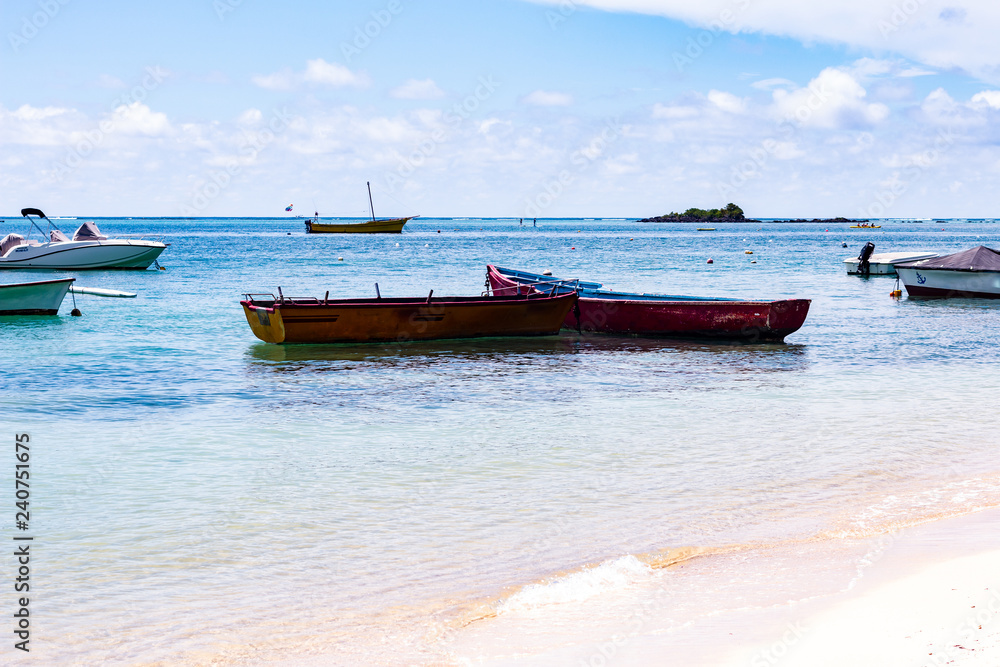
[533, 218, 536, 227]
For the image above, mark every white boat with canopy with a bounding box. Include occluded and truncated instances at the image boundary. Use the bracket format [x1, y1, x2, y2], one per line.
[896, 246, 1000, 298]
[0, 208, 167, 270]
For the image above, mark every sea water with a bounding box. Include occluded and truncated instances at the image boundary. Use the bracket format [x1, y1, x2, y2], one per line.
[2, 217, 1000, 665]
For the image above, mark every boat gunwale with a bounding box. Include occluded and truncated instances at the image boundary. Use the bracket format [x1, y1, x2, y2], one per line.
[895, 265, 1000, 274]
[241, 292, 577, 311]
[0, 277, 76, 289]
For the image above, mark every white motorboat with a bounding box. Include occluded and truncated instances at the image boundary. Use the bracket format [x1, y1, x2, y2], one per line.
[0, 208, 167, 270]
[896, 246, 1000, 298]
[0, 278, 74, 315]
[844, 243, 938, 275]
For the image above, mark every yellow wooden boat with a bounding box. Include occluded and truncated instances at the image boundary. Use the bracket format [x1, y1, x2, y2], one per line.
[304, 181, 416, 234]
[305, 217, 413, 234]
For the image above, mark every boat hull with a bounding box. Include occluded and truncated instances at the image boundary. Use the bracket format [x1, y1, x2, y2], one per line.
[0, 278, 74, 315]
[487, 265, 810, 341]
[896, 267, 1000, 298]
[565, 296, 809, 341]
[0, 240, 166, 269]
[305, 218, 410, 234]
[240, 293, 578, 344]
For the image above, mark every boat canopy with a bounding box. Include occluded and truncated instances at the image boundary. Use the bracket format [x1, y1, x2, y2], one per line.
[1, 234, 25, 256]
[72, 221, 107, 241]
[20, 208, 46, 218]
[897, 246, 1000, 272]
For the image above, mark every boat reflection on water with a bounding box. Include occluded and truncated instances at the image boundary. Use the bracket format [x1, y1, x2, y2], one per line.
[245, 333, 808, 374]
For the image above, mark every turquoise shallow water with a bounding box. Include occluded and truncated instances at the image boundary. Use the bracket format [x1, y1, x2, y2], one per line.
[3, 217, 1000, 664]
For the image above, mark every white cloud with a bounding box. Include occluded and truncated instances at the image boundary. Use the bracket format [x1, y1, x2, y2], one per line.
[0, 104, 79, 146]
[921, 87, 960, 120]
[7, 67, 1000, 218]
[237, 108, 264, 125]
[526, 0, 1000, 84]
[478, 118, 510, 134]
[302, 58, 369, 87]
[771, 67, 889, 129]
[252, 59, 369, 91]
[390, 78, 445, 100]
[970, 90, 1000, 109]
[521, 90, 573, 106]
[899, 66, 937, 77]
[108, 102, 171, 136]
[707, 90, 746, 114]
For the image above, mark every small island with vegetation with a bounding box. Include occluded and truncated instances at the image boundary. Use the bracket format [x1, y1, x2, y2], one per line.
[640, 203, 759, 223]
[639, 204, 869, 224]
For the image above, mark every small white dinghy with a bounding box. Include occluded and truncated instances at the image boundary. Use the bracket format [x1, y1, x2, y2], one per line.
[844, 243, 937, 275]
[0, 278, 74, 315]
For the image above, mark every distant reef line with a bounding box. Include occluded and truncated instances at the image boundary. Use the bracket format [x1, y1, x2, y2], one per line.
[640, 217, 870, 223]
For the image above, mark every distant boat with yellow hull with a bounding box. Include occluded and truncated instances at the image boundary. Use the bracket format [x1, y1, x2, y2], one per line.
[304, 181, 416, 234]
[305, 217, 413, 234]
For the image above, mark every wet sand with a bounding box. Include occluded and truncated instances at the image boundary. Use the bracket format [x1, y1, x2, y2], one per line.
[442, 506, 1000, 665]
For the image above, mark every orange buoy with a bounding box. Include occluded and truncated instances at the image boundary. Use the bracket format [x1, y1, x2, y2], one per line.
[571, 247, 576, 250]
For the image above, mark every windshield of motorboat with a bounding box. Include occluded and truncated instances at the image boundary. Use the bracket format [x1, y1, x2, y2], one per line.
[21, 214, 64, 244]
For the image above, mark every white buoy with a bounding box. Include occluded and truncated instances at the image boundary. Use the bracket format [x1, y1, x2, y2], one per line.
[338, 257, 344, 261]
[395, 243, 400, 247]
[425, 243, 429, 247]
[542, 270, 552, 276]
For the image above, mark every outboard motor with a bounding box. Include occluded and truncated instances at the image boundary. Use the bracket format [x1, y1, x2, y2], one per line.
[857, 242, 875, 275]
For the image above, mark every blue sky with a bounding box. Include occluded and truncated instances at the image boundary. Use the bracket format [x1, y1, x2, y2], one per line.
[1, 0, 998, 217]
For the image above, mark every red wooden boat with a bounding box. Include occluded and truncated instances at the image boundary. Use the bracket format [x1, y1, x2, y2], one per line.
[240, 288, 577, 344]
[486, 265, 810, 342]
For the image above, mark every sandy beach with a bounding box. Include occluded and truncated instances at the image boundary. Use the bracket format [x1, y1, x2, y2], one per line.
[726, 507, 1000, 667]
[442, 506, 1000, 666]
